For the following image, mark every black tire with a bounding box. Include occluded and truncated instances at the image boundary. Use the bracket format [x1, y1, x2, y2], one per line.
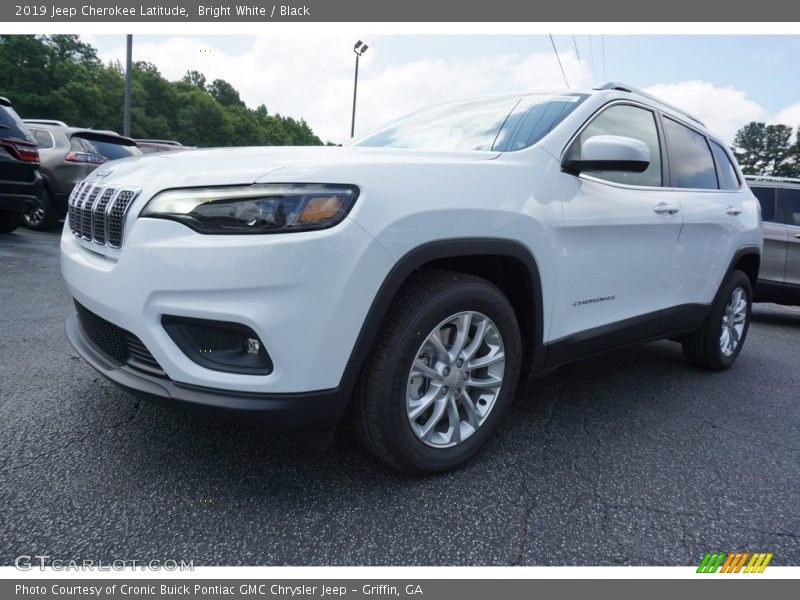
[682, 269, 752, 370]
[0, 211, 22, 234]
[354, 270, 522, 475]
[22, 188, 59, 231]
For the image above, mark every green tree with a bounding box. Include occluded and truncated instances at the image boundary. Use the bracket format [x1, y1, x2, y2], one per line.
[181, 69, 207, 90]
[174, 87, 233, 146]
[0, 35, 326, 147]
[733, 121, 800, 177]
[130, 61, 179, 139]
[209, 79, 244, 108]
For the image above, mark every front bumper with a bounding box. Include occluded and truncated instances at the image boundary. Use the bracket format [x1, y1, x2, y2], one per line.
[0, 193, 32, 214]
[66, 314, 360, 430]
[0, 172, 43, 213]
[61, 214, 393, 396]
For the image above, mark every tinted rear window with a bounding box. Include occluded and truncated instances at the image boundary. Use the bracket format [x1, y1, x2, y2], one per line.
[663, 117, 718, 190]
[31, 128, 55, 150]
[0, 106, 35, 143]
[80, 138, 140, 160]
[750, 186, 776, 222]
[710, 140, 740, 190]
[778, 188, 800, 227]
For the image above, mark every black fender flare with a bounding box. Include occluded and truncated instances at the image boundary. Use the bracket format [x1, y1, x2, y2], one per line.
[343, 237, 545, 376]
[724, 245, 761, 290]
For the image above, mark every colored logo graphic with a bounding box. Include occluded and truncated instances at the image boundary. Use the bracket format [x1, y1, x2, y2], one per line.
[697, 552, 773, 573]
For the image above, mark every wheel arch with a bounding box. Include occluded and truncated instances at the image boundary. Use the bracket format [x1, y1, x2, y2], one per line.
[729, 246, 761, 290]
[346, 238, 545, 380]
[37, 170, 57, 196]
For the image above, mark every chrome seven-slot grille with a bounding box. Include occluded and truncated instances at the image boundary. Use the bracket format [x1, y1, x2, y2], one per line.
[68, 181, 140, 248]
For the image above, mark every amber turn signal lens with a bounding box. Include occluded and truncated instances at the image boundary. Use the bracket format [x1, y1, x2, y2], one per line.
[299, 196, 344, 223]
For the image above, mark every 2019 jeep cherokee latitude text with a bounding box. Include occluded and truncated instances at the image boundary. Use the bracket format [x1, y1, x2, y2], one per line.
[61, 83, 762, 474]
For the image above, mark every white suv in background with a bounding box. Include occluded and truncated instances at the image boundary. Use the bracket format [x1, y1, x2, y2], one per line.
[61, 83, 762, 474]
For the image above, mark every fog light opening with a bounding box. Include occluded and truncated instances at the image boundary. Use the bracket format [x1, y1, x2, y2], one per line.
[162, 316, 273, 375]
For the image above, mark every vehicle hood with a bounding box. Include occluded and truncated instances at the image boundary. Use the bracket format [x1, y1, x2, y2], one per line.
[82, 145, 502, 190]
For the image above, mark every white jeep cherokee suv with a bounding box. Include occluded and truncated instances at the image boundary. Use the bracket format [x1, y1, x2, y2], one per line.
[61, 83, 762, 474]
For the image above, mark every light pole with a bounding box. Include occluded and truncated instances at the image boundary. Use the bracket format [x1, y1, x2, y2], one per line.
[350, 40, 368, 138]
[123, 34, 132, 137]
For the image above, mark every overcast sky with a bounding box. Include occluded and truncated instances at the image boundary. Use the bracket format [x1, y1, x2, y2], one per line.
[83, 34, 800, 144]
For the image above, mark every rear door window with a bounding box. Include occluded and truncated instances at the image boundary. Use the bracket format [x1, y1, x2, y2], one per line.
[751, 186, 777, 222]
[778, 188, 800, 226]
[663, 117, 718, 190]
[709, 140, 740, 190]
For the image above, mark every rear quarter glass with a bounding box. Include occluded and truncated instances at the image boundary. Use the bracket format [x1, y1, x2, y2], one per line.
[0, 106, 35, 143]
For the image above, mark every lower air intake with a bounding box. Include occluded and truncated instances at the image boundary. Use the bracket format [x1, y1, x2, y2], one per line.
[75, 301, 166, 378]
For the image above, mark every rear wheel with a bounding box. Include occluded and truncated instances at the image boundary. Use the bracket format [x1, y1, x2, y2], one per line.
[682, 270, 752, 370]
[0, 211, 22, 234]
[354, 270, 522, 474]
[22, 188, 59, 231]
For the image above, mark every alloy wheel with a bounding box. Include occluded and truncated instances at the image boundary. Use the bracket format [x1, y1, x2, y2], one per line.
[405, 311, 506, 448]
[720, 286, 747, 357]
[23, 199, 46, 227]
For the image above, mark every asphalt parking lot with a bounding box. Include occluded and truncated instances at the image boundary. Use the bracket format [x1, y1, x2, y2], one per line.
[1, 227, 798, 566]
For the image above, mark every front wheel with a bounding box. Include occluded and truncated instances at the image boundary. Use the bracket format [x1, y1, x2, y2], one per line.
[354, 270, 522, 474]
[682, 269, 752, 370]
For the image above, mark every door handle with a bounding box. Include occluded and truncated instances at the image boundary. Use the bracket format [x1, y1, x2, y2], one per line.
[654, 203, 680, 215]
[726, 206, 743, 216]
[795, 234, 800, 239]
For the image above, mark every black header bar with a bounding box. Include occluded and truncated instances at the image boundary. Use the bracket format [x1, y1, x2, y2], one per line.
[2, 0, 800, 22]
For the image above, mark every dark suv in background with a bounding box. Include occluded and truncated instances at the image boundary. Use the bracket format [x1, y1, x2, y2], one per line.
[23, 121, 141, 230]
[0, 98, 41, 234]
[748, 176, 800, 305]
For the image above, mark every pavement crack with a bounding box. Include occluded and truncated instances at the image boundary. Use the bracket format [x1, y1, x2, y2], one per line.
[0, 399, 141, 475]
[511, 475, 537, 566]
[512, 373, 563, 566]
[699, 419, 800, 453]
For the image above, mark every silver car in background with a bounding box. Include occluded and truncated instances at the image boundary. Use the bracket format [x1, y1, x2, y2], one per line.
[748, 175, 800, 305]
[23, 121, 141, 230]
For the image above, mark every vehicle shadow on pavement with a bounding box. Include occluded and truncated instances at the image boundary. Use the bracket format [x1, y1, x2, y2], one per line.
[751, 303, 800, 328]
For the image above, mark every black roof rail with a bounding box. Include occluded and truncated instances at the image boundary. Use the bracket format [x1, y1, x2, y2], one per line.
[0, 96, 11, 107]
[594, 81, 706, 128]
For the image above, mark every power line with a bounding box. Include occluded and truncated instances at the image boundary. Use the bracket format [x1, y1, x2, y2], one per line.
[571, 35, 582, 86]
[588, 35, 597, 85]
[572, 35, 581, 61]
[549, 34, 570, 89]
[601, 35, 606, 81]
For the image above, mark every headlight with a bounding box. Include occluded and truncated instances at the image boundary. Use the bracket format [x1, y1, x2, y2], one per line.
[139, 184, 359, 234]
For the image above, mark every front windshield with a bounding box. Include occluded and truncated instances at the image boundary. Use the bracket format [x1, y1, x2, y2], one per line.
[353, 93, 586, 152]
